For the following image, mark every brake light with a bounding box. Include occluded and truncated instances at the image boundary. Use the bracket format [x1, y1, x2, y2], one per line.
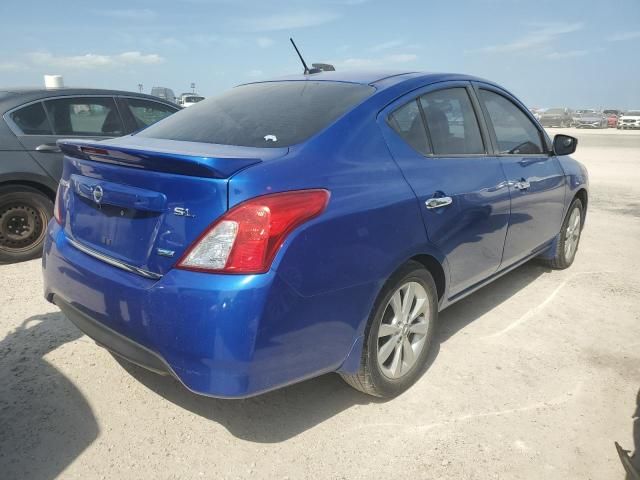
[54, 183, 64, 225]
[177, 189, 330, 274]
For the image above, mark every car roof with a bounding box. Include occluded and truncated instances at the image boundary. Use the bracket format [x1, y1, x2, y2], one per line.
[242, 70, 495, 90]
[0, 87, 177, 113]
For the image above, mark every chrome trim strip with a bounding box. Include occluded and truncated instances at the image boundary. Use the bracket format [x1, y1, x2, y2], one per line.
[67, 238, 162, 280]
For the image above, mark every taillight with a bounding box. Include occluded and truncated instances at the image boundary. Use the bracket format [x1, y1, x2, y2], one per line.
[177, 189, 330, 274]
[54, 183, 64, 225]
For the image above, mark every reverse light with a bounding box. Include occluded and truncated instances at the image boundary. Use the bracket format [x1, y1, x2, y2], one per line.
[177, 189, 330, 274]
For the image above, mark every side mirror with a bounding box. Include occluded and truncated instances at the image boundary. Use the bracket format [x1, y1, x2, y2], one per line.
[553, 134, 577, 156]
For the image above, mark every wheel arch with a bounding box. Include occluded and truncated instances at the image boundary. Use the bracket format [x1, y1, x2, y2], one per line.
[574, 188, 588, 212]
[337, 252, 447, 376]
[0, 179, 56, 202]
[409, 254, 446, 301]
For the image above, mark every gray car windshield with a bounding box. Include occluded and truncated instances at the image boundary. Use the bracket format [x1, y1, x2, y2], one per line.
[138, 81, 375, 148]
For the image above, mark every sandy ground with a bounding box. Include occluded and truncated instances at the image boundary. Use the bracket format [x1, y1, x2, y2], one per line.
[1, 127, 639, 480]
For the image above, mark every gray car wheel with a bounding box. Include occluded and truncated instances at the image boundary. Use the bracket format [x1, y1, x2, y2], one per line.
[0, 185, 53, 264]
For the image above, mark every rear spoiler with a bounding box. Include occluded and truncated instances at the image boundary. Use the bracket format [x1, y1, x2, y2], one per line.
[58, 139, 264, 179]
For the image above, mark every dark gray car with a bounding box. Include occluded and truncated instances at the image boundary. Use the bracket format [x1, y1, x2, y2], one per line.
[539, 107, 573, 128]
[0, 88, 179, 263]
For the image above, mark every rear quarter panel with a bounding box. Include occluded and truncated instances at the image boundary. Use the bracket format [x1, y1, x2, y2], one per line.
[227, 93, 449, 377]
[0, 150, 58, 193]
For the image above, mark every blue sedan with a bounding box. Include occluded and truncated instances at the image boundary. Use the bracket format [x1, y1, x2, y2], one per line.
[42, 70, 588, 398]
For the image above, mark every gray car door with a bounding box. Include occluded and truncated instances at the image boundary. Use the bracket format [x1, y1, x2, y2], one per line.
[12, 96, 124, 182]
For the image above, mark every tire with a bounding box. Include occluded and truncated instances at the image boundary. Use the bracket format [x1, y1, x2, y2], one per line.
[0, 185, 53, 263]
[341, 261, 438, 398]
[539, 198, 583, 270]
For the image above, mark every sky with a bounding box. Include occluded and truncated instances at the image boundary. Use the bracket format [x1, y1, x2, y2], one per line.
[0, 0, 639, 109]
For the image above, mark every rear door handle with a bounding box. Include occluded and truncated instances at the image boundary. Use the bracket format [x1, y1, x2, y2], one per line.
[513, 180, 531, 190]
[35, 143, 61, 153]
[425, 196, 453, 209]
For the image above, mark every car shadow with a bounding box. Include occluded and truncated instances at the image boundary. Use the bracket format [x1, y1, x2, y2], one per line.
[117, 261, 548, 443]
[0, 312, 99, 480]
[437, 261, 548, 342]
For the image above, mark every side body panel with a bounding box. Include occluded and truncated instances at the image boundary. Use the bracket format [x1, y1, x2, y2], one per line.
[472, 82, 567, 267]
[376, 81, 511, 297]
[0, 150, 58, 193]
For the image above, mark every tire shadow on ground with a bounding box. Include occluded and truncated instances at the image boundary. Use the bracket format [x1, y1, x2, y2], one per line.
[0, 312, 99, 480]
[115, 262, 548, 443]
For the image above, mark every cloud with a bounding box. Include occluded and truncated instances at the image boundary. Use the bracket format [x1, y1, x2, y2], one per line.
[477, 21, 584, 54]
[237, 11, 340, 32]
[0, 62, 25, 72]
[337, 53, 418, 68]
[27, 51, 164, 69]
[257, 37, 275, 48]
[369, 39, 405, 52]
[95, 9, 157, 20]
[545, 49, 589, 59]
[386, 53, 417, 63]
[607, 31, 640, 42]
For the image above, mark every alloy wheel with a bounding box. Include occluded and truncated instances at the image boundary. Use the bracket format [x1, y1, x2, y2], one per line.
[377, 281, 430, 379]
[564, 207, 581, 261]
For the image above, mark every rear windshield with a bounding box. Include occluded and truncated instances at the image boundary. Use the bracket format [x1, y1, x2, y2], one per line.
[138, 81, 375, 148]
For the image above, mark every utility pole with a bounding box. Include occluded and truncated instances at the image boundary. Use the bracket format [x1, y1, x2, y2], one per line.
[191, 82, 196, 93]
[138, 83, 143, 93]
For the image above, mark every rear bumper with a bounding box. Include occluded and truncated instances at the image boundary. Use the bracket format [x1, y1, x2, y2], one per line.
[55, 296, 172, 376]
[43, 222, 364, 398]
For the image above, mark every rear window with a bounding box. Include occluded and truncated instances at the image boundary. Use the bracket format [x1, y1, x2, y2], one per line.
[138, 81, 375, 147]
[10, 102, 52, 135]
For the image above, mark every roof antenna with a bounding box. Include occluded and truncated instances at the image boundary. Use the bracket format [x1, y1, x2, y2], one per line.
[290, 38, 320, 75]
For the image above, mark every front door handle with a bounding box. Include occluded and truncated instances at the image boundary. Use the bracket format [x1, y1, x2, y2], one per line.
[35, 143, 61, 153]
[425, 196, 453, 209]
[513, 180, 531, 190]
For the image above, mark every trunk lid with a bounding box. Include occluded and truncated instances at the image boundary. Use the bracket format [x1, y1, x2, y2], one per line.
[57, 137, 287, 276]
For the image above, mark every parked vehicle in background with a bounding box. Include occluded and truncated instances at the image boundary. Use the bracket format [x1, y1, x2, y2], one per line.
[528, 108, 543, 120]
[539, 107, 573, 127]
[0, 88, 179, 263]
[604, 109, 621, 128]
[179, 94, 205, 108]
[43, 70, 588, 399]
[618, 110, 640, 130]
[573, 109, 608, 129]
[151, 87, 177, 105]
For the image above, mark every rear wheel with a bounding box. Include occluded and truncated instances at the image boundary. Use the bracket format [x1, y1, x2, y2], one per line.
[539, 198, 583, 270]
[0, 185, 53, 263]
[341, 261, 438, 397]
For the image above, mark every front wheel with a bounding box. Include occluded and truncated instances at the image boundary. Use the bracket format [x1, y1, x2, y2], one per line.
[341, 261, 438, 397]
[539, 198, 583, 269]
[0, 185, 53, 263]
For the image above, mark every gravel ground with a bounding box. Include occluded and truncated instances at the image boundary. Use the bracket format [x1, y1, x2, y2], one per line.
[1, 127, 639, 480]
